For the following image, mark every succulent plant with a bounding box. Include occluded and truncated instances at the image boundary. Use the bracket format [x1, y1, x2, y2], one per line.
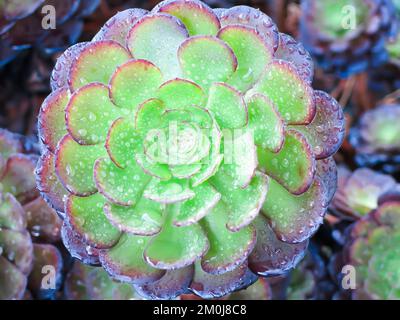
[283, 246, 339, 300]
[36, 0, 345, 299]
[300, 0, 399, 78]
[336, 194, 400, 299]
[64, 259, 141, 300]
[331, 166, 399, 219]
[0, 0, 100, 67]
[0, 129, 63, 300]
[350, 104, 400, 175]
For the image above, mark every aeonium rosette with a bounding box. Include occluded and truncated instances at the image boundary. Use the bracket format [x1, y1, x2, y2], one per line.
[36, 0, 345, 299]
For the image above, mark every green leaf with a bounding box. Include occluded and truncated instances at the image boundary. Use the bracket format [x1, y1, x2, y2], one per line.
[66, 83, 121, 145]
[144, 206, 208, 269]
[178, 36, 237, 91]
[262, 177, 326, 243]
[170, 163, 201, 179]
[218, 24, 273, 92]
[257, 129, 315, 195]
[143, 178, 195, 203]
[104, 198, 164, 235]
[55, 135, 106, 196]
[126, 14, 188, 80]
[210, 171, 268, 231]
[155, 0, 220, 36]
[207, 82, 247, 129]
[110, 59, 163, 111]
[172, 182, 221, 226]
[200, 201, 256, 274]
[249, 60, 315, 124]
[105, 118, 142, 168]
[157, 78, 206, 109]
[94, 157, 151, 206]
[135, 98, 166, 134]
[219, 129, 257, 188]
[69, 40, 131, 91]
[246, 93, 284, 152]
[99, 233, 165, 284]
[66, 193, 121, 248]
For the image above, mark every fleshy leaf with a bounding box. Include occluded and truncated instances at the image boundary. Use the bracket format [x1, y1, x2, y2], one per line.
[135, 98, 166, 134]
[178, 36, 237, 91]
[92, 9, 148, 45]
[172, 182, 221, 226]
[1, 154, 38, 204]
[219, 5, 279, 51]
[61, 223, 100, 265]
[51, 42, 89, 91]
[274, 33, 314, 84]
[190, 261, 257, 299]
[290, 91, 345, 160]
[170, 164, 201, 179]
[219, 129, 257, 188]
[200, 201, 256, 274]
[191, 155, 223, 187]
[38, 88, 69, 153]
[315, 157, 337, 203]
[218, 24, 273, 91]
[105, 118, 141, 169]
[36, 151, 68, 214]
[258, 129, 315, 195]
[207, 82, 247, 129]
[250, 60, 315, 124]
[0, 256, 27, 300]
[248, 215, 308, 276]
[94, 157, 151, 206]
[157, 78, 206, 109]
[0, 229, 33, 274]
[69, 40, 131, 91]
[135, 266, 194, 300]
[154, 0, 220, 36]
[144, 207, 208, 269]
[135, 154, 172, 180]
[210, 171, 268, 231]
[24, 197, 62, 243]
[126, 13, 188, 80]
[104, 198, 163, 235]
[110, 59, 163, 111]
[66, 83, 120, 145]
[66, 193, 121, 249]
[143, 178, 195, 203]
[99, 233, 165, 285]
[55, 135, 106, 196]
[262, 177, 327, 243]
[247, 93, 284, 152]
[0, 194, 25, 231]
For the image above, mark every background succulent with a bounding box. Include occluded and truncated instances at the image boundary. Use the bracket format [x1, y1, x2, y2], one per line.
[0, 0, 100, 68]
[300, 0, 399, 78]
[36, 0, 344, 299]
[334, 194, 400, 299]
[331, 166, 400, 219]
[0, 129, 63, 300]
[349, 104, 400, 176]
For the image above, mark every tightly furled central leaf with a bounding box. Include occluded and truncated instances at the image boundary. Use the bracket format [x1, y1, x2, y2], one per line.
[36, 0, 345, 299]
